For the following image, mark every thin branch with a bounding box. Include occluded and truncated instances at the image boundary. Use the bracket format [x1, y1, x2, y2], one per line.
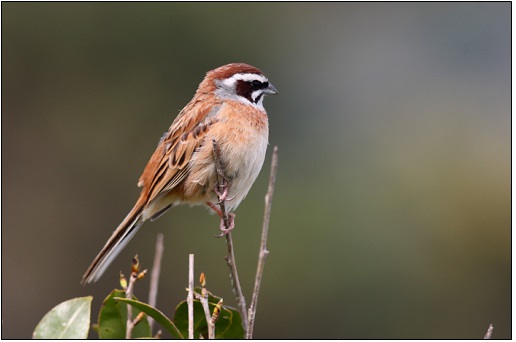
[199, 273, 215, 339]
[125, 255, 145, 339]
[223, 232, 248, 328]
[154, 330, 162, 339]
[125, 272, 138, 339]
[211, 138, 249, 330]
[484, 323, 494, 339]
[148, 233, 164, 332]
[199, 296, 213, 338]
[187, 254, 194, 339]
[246, 146, 278, 339]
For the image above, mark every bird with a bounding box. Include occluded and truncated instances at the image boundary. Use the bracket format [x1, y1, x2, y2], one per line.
[82, 63, 278, 284]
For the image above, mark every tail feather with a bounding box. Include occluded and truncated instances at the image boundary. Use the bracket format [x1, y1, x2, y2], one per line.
[82, 204, 145, 284]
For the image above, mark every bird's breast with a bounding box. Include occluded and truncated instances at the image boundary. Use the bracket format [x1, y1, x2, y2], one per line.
[216, 103, 269, 210]
[182, 101, 268, 208]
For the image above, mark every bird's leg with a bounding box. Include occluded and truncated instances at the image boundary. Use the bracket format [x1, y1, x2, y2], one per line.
[206, 201, 223, 217]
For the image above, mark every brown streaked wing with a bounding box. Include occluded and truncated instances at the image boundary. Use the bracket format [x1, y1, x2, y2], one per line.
[138, 98, 220, 206]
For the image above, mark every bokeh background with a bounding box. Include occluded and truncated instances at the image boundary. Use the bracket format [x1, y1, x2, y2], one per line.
[2, 2, 511, 339]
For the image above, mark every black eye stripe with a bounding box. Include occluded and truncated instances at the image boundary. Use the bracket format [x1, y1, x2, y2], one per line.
[250, 80, 269, 90]
[251, 80, 262, 90]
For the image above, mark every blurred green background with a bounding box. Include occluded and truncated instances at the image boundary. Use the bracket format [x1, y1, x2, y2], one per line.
[2, 2, 510, 339]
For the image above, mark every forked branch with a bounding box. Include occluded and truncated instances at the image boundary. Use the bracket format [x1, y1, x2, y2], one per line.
[212, 140, 279, 337]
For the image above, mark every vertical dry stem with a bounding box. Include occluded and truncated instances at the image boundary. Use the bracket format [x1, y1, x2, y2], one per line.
[199, 274, 215, 339]
[148, 233, 164, 332]
[246, 146, 278, 339]
[187, 254, 194, 339]
[125, 273, 137, 339]
[484, 323, 494, 339]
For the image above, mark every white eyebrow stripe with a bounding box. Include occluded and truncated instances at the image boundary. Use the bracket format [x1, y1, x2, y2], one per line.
[221, 73, 268, 87]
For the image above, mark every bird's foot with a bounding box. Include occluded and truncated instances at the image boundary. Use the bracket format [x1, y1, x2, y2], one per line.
[206, 202, 236, 237]
[213, 178, 236, 203]
[216, 213, 235, 237]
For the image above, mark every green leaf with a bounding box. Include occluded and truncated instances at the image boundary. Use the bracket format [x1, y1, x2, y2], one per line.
[97, 289, 151, 339]
[33, 296, 92, 339]
[115, 297, 183, 339]
[173, 289, 245, 339]
[217, 304, 245, 339]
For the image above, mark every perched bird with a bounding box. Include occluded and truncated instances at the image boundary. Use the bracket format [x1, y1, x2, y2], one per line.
[82, 63, 278, 284]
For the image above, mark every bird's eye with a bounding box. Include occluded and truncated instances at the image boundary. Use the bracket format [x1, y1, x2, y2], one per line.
[251, 80, 264, 90]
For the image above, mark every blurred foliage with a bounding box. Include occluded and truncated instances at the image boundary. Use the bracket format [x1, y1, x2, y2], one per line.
[3, 2, 510, 339]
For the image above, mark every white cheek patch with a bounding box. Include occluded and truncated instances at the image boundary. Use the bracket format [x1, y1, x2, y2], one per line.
[251, 90, 263, 102]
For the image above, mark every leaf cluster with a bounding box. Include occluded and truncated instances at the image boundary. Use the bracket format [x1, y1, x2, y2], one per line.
[33, 288, 243, 339]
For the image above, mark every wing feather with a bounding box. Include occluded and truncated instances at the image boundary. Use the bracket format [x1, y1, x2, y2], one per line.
[138, 97, 220, 206]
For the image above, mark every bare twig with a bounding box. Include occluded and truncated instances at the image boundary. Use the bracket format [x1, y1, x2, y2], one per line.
[199, 294, 213, 338]
[125, 272, 137, 339]
[148, 233, 164, 332]
[187, 254, 194, 339]
[223, 231, 248, 328]
[125, 255, 144, 339]
[211, 138, 249, 330]
[246, 146, 278, 339]
[154, 330, 163, 339]
[133, 312, 146, 326]
[484, 323, 494, 339]
[199, 273, 215, 339]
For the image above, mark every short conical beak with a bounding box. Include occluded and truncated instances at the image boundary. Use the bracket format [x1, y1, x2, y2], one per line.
[264, 82, 278, 95]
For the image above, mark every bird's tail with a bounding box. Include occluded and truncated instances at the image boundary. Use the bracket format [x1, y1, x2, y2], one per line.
[82, 200, 146, 284]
